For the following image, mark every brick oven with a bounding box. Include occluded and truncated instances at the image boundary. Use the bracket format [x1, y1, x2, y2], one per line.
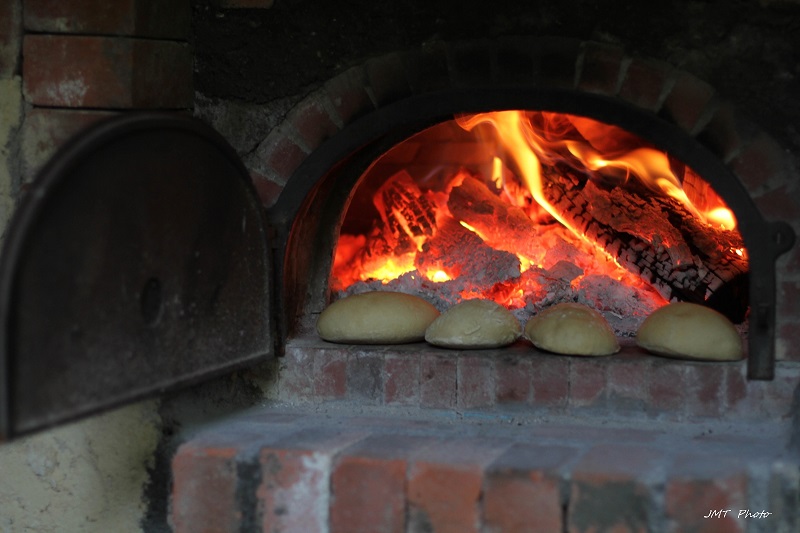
[1, 0, 800, 532]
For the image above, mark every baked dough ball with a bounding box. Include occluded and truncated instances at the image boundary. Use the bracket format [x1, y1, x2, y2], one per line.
[425, 299, 521, 349]
[524, 302, 619, 356]
[317, 291, 439, 344]
[636, 302, 743, 361]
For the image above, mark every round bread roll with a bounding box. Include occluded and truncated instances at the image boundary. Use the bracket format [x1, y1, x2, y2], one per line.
[636, 302, 743, 361]
[524, 302, 619, 356]
[317, 291, 440, 344]
[425, 299, 521, 349]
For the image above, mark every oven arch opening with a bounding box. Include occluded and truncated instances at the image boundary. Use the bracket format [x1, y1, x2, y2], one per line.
[272, 86, 794, 381]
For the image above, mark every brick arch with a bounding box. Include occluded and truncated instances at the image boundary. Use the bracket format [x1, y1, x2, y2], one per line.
[249, 37, 796, 218]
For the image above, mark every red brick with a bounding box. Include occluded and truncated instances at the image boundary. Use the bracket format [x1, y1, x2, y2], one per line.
[568, 445, 663, 533]
[278, 345, 315, 401]
[754, 185, 800, 224]
[577, 42, 625, 96]
[777, 321, 800, 361]
[779, 280, 800, 318]
[171, 419, 307, 533]
[619, 56, 675, 111]
[171, 442, 241, 533]
[408, 438, 507, 533]
[259, 129, 308, 186]
[409, 462, 484, 532]
[20, 108, 118, 182]
[664, 455, 748, 533]
[530, 354, 569, 408]
[420, 353, 457, 409]
[607, 355, 649, 407]
[741, 365, 800, 419]
[384, 353, 420, 405]
[696, 103, 744, 163]
[483, 443, 576, 533]
[330, 450, 406, 533]
[730, 133, 790, 194]
[778, 238, 800, 277]
[345, 350, 385, 403]
[495, 357, 532, 403]
[648, 360, 686, 417]
[24, 0, 190, 39]
[684, 364, 725, 419]
[323, 66, 375, 127]
[0, 0, 21, 77]
[313, 347, 348, 399]
[724, 364, 748, 409]
[330, 435, 433, 533]
[568, 357, 607, 408]
[662, 71, 715, 134]
[22, 35, 192, 109]
[458, 354, 495, 409]
[286, 91, 341, 151]
[258, 428, 364, 533]
[249, 169, 283, 208]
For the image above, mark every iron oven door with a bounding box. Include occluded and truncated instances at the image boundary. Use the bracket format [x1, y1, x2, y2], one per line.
[0, 114, 273, 439]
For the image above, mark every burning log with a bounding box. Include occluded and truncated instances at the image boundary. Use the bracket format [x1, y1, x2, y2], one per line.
[373, 170, 437, 253]
[541, 163, 749, 322]
[447, 175, 547, 264]
[415, 217, 521, 285]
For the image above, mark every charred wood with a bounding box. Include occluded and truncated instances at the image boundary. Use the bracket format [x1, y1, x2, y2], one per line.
[541, 163, 749, 322]
[415, 217, 521, 285]
[373, 170, 437, 253]
[448, 175, 548, 263]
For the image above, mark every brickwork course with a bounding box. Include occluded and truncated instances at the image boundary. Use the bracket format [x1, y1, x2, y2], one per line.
[170, 404, 798, 533]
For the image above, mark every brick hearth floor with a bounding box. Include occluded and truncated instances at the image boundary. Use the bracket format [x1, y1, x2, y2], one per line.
[170, 402, 798, 533]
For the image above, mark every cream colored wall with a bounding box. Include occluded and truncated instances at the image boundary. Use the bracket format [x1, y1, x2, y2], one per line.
[0, 79, 162, 533]
[0, 402, 161, 533]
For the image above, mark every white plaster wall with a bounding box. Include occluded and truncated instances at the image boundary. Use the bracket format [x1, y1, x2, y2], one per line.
[0, 401, 161, 533]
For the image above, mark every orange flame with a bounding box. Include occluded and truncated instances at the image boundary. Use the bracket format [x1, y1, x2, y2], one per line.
[331, 110, 743, 311]
[458, 111, 734, 230]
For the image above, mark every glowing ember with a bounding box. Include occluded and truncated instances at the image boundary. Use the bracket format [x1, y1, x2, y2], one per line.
[331, 111, 748, 330]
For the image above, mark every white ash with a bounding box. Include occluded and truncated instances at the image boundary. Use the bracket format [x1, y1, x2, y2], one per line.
[337, 262, 664, 337]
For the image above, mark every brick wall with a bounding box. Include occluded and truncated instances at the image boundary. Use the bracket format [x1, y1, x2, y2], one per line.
[274, 338, 800, 424]
[169, 406, 798, 533]
[17, 0, 194, 183]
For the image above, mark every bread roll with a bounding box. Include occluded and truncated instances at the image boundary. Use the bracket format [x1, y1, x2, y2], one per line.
[524, 302, 619, 356]
[425, 299, 521, 349]
[636, 302, 743, 361]
[317, 291, 439, 344]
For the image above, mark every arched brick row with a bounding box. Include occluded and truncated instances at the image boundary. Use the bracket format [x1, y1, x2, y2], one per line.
[250, 38, 795, 209]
